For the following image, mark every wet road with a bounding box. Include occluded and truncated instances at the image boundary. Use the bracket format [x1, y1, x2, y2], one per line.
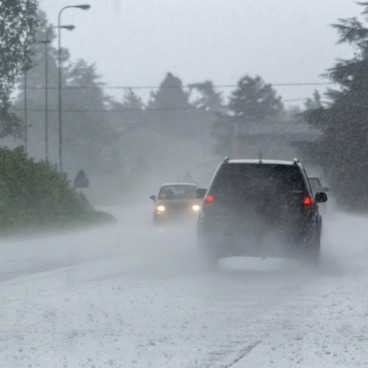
[0, 205, 367, 367]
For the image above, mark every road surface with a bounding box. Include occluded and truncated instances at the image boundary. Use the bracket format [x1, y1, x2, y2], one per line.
[0, 204, 367, 367]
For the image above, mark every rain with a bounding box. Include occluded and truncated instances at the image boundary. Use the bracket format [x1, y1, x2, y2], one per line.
[0, 1, 367, 367]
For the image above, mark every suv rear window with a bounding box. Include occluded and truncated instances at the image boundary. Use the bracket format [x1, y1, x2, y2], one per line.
[210, 164, 306, 199]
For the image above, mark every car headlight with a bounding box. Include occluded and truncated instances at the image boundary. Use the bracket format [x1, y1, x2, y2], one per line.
[192, 204, 201, 212]
[156, 205, 166, 213]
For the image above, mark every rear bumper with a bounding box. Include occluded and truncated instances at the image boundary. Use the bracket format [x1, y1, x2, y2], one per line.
[198, 215, 318, 257]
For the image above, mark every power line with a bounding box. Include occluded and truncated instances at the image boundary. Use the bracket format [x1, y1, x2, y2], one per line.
[13, 107, 210, 113]
[283, 98, 310, 102]
[18, 81, 335, 91]
[271, 82, 334, 87]
[12, 99, 310, 114]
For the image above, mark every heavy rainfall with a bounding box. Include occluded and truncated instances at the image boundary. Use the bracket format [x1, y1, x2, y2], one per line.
[0, 0, 367, 367]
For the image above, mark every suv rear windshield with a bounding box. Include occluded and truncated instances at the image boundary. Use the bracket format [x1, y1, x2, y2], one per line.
[210, 164, 306, 199]
[159, 185, 197, 200]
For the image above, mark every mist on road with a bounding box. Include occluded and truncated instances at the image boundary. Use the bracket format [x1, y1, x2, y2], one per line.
[0, 200, 366, 367]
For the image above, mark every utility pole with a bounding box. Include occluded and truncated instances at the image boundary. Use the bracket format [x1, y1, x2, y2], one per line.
[57, 20, 63, 171]
[44, 38, 49, 163]
[23, 70, 28, 154]
[39, 25, 74, 164]
[40, 38, 51, 162]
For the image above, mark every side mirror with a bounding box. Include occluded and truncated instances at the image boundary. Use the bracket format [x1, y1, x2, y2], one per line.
[196, 188, 207, 199]
[315, 192, 328, 203]
[150, 195, 156, 201]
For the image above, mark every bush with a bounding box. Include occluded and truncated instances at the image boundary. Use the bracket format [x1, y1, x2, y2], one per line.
[0, 146, 107, 232]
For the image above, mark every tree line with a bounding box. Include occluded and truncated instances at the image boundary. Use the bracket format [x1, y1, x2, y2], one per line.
[8, 8, 289, 197]
[301, 2, 368, 209]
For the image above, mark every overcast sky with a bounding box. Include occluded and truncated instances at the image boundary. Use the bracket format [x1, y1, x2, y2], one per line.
[39, 0, 360, 104]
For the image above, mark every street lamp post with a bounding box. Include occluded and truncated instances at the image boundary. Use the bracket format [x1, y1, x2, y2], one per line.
[40, 25, 74, 163]
[57, 4, 91, 172]
[39, 38, 51, 162]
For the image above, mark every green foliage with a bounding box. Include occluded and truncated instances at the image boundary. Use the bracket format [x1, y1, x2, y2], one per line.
[0, 0, 39, 135]
[0, 146, 98, 231]
[121, 88, 144, 110]
[148, 72, 190, 110]
[63, 60, 115, 176]
[303, 2, 368, 209]
[188, 81, 223, 111]
[228, 75, 283, 121]
[304, 90, 322, 111]
[144, 72, 202, 139]
[0, 108, 23, 139]
[212, 75, 284, 156]
[10, 10, 217, 199]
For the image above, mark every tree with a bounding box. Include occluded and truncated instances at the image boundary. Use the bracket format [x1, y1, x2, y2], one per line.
[304, 90, 322, 111]
[188, 80, 223, 112]
[102, 88, 145, 179]
[13, 10, 63, 161]
[105, 89, 144, 135]
[15, 21, 113, 174]
[303, 2, 368, 208]
[12, 10, 136, 193]
[121, 88, 144, 110]
[0, 0, 39, 136]
[146, 72, 195, 137]
[148, 72, 190, 110]
[228, 75, 283, 122]
[0, 146, 99, 231]
[212, 75, 284, 156]
[63, 59, 111, 175]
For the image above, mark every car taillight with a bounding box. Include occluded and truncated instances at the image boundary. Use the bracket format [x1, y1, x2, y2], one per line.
[303, 196, 313, 206]
[205, 194, 215, 203]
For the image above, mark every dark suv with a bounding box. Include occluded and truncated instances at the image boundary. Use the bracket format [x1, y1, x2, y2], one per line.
[197, 158, 328, 265]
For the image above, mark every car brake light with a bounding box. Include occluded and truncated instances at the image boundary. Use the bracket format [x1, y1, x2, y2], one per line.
[303, 196, 313, 206]
[205, 194, 215, 203]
